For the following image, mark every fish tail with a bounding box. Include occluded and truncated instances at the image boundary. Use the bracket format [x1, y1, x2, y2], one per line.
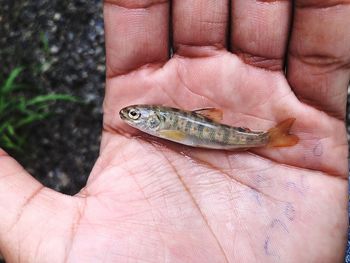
[267, 118, 299, 147]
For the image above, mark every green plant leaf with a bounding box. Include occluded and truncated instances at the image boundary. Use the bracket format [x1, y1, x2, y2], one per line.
[0, 134, 22, 152]
[0, 67, 80, 152]
[26, 93, 79, 106]
[16, 113, 50, 127]
[1, 67, 23, 93]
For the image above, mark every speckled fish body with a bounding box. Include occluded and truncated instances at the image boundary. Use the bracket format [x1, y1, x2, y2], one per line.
[119, 105, 282, 150]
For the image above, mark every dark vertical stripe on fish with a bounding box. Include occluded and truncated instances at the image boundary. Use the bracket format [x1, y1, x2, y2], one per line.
[208, 128, 216, 141]
[185, 119, 192, 132]
[172, 115, 179, 129]
[197, 124, 205, 139]
[222, 127, 230, 144]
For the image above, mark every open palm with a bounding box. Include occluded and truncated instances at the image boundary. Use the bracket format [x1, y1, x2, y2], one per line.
[1, 1, 349, 262]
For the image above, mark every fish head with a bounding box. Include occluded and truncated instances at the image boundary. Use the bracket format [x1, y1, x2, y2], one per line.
[119, 105, 163, 133]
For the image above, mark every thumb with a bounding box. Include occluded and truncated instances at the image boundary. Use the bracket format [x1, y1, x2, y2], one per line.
[0, 149, 77, 261]
[0, 149, 44, 232]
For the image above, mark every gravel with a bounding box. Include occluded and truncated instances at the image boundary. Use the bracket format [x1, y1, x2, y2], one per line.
[0, 0, 104, 194]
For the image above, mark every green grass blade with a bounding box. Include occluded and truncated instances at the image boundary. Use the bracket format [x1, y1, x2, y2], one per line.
[1, 67, 23, 93]
[16, 113, 50, 127]
[26, 93, 79, 106]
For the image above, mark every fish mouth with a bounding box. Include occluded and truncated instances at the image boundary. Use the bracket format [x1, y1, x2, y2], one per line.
[119, 108, 128, 120]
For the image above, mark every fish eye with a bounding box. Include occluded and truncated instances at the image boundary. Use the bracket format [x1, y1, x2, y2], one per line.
[128, 109, 141, 120]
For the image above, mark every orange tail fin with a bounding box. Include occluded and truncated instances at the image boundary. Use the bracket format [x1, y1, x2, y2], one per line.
[267, 118, 299, 147]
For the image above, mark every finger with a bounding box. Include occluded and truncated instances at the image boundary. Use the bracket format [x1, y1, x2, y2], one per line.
[172, 0, 229, 56]
[287, 0, 350, 119]
[104, 0, 169, 76]
[231, 0, 292, 71]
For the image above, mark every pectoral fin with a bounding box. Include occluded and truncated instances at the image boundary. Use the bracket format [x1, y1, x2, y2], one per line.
[159, 130, 187, 141]
[193, 108, 223, 122]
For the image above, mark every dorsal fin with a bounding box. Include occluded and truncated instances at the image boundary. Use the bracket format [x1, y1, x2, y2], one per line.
[193, 108, 223, 122]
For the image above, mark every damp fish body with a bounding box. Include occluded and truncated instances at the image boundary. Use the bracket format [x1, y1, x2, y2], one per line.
[119, 105, 298, 150]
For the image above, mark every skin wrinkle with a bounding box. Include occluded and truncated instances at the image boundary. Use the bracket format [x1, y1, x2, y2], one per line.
[229, 198, 260, 261]
[287, 1, 350, 122]
[124, 166, 167, 262]
[33, 233, 46, 263]
[0, 171, 28, 185]
[242, 58, 282, 71]
[173, 56, 291, 122]
[158, 151, 230, 263]
[233, 49, 284, 71]
[289, 51, 350, 70]
[237, 211, 260, 262]
[106, 60, 167, 78]
[174, 61, 222, 107]
[129, 145, 194, 199]
[295, 0, 350, 9]
[215, 166, 262, 262]
[63, 197, 87, 263]
[294, 88, 348, 121]
[141, 145, 304, 261]
[199, 19, 227, 26]
[104, 0, 168, 10]
[235, 149, 336, 180]
[174, 44, 226, 58]
[249, 147, 347, 178]
[297, 96, 347, 121]
[173, 40, 226, 49]
[158, 84, 178, 106]
[122, 148, 172, 215]
[206, 154, 288, 205]
[5, 185, 44, 235]
[257, 0, 290, 3]
[103, 122, 128, 136]
[98, 143, 229, 260]
[182, 155, 262, 259]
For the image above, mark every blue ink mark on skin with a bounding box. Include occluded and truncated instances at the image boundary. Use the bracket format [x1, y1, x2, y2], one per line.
[264, 236, 280, 259]
[284, 202, 296, 221]
[264, 236, 272, 255]
[250, 189, 262, 206]
[270, 219, 289, 233]
[286, 181, 304, 195]
[313, 142, 323, 157]
[253, 174, 273, 188]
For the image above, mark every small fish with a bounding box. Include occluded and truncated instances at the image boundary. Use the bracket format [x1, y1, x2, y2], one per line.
[119, 105, 299, 150]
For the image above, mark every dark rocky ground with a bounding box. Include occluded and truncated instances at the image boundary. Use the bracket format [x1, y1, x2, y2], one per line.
[0, 0, 349, 262]
[0, 0, 104, 194]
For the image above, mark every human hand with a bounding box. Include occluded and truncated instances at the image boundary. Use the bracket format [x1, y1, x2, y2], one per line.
[1, 0, 349, 262]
